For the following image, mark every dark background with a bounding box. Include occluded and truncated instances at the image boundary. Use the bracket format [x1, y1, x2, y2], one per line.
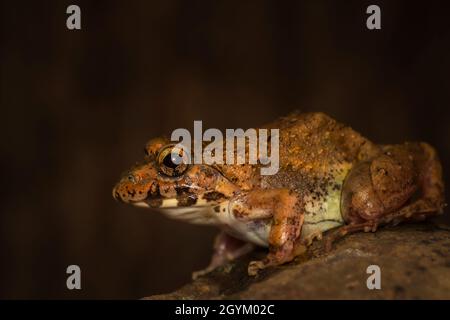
[1, 0, 449, 299]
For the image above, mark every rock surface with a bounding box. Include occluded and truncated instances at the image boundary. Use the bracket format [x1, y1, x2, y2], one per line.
[145, 223, 450, 299]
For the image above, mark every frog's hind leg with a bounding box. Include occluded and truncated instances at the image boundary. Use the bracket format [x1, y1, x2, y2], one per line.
[376, 143, 445, 224]
[324, 197, 441, 252]
[326, 142, 445, 251]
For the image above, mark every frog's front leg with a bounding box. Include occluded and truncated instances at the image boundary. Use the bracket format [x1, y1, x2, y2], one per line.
[230, 189, 304, 276]
[192, 231, 254, 280]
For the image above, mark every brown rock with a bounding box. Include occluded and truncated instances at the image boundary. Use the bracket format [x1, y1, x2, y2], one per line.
[144, 223, 450, 300]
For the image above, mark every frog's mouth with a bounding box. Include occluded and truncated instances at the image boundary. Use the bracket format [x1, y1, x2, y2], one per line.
[132, 196, 223, 225]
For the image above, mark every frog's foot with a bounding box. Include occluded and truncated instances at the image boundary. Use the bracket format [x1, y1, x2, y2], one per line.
[192, 231, 254, 280]
[301, 230, 323, 247]
[381, 198, 443, 226]
[192, 265, 217, 280]
[324, 221, 378, 252]
[247, 243, 296, 276]
[324, 196, 443, 252]
[248, 260, 266, 276]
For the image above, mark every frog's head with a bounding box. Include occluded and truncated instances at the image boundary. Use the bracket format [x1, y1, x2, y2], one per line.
[113, 137, 243, 223]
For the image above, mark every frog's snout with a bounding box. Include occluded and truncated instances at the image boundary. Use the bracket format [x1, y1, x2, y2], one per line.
[112, 185, 123, 202]
[112, 183, 132, 203]
[112, 176, 149, 204]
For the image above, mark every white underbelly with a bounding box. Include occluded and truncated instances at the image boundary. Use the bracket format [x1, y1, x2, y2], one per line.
[300, 188, 344, 239]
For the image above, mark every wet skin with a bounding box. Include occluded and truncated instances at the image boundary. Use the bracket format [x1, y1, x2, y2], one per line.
[113, 112, 445, 277]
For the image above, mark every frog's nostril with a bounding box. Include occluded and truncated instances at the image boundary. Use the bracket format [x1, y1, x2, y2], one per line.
[112, 185, 128, 202]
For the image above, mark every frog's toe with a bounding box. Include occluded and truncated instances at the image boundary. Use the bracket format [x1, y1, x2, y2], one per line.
[192, 267, 213, 280]
[247, 260, 266, 276]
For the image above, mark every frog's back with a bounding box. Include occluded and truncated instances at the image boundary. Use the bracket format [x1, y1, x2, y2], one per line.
[260, 112, 379, 195]
[264, 112, 373, 173]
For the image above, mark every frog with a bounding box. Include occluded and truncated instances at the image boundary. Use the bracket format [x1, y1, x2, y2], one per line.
[113, 112, 445, 278]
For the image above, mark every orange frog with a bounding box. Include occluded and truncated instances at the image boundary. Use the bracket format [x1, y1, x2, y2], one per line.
[113, 112, 445, 278]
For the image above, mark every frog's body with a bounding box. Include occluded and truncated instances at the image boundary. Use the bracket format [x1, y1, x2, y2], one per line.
[113, 112, 445, 277]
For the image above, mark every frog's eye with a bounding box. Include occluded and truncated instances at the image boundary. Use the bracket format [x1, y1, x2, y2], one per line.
[157, 145, 189, 177]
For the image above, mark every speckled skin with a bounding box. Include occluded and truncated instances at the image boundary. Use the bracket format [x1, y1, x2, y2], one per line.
[113, 112, 445, 277]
